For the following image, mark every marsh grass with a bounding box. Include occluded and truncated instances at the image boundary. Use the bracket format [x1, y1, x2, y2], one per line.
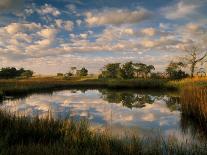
[180, 86, 207, 140]
[0, 111, 206, 155]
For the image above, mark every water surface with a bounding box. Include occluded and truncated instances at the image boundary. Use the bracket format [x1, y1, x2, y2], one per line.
[0, 89, 203, 142]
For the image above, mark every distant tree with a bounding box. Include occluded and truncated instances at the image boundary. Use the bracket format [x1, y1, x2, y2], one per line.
[166, 61, 188, 79]
[77, 67, 88, 76]
[0, 67, 33, 79]
[146, 65, 155, 77]
[182, 45, 207, 77]
[20, 70, 33, 78]
[64, 72, 73, 78]
[133, 63, 146, 78]
[133, 63, 155, 78]
[57, 73, 64, 77]
[120, 61, 135, 79]
[0, 67, 17, 78]
[100, 63, 121, 79]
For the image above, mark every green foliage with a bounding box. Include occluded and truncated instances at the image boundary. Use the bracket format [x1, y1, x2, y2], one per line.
[133, 63, 155, 78]
[119, 61, 135, 79]
[0, 67, 33, 79]
[166, 62, 188, 79]
[76, 67, 88, 76]
[100, 63, 121, 79]
[99, 62, 155, 80]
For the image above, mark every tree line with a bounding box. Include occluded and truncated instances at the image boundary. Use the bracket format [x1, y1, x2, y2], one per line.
[0, 67, 33, 79]
[98, 61, 188, 80]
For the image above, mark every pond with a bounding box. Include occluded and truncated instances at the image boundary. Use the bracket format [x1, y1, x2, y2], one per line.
[0, 89, 205, 143]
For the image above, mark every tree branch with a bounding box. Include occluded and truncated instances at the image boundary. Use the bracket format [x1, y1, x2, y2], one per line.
[195, 52, 207, 63]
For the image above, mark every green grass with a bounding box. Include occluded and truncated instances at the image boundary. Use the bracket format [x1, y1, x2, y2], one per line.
[0, 111, 206, 155]
[0, 78, 178, 99]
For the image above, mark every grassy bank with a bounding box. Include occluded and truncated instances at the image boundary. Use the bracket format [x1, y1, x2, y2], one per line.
[1, 76, 207, 100]
[168, 76, 207, 88]
[0, 78, 178, 99]
[0, 111, 206, 155]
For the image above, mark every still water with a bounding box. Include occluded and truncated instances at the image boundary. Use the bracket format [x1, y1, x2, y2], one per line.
[0, 89, 203, 142]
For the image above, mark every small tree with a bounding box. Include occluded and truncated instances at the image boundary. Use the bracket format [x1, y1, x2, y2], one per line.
[166, 61, 188, 79]
[77, 67, 88, 76]
[100, 63, 121, 79]
[182, 45, 207, 77]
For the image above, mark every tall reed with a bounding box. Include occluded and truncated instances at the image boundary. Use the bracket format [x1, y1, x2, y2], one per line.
[180, 86, 207, 140]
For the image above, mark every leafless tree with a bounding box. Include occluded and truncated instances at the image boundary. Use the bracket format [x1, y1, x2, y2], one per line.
[183, 45, 207, 77]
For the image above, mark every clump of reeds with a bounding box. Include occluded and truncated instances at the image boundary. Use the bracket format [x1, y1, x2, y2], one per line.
[180, 86, 207, 140]
[181, 86, 207, 121]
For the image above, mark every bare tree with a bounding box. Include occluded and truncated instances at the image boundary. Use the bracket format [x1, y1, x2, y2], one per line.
[183, 45, 207, 77]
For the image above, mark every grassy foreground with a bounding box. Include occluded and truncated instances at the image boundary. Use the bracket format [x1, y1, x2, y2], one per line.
[0, 111, 206, 155]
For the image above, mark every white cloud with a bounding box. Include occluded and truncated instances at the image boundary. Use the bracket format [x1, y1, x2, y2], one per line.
[38, 28, 58, 39]
[55, 19, 74, 31]
[96, 27, 135, 42]
[85, 8, 151, 26]
[37, 3, 60, 16]
[162, 1, 201, 19]
[80, 33, 88, 39]
[4, 22, 41, 34]
[141, 28, 157, 36]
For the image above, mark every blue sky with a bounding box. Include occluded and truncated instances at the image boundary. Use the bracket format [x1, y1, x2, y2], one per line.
[0, 0, 207, 74]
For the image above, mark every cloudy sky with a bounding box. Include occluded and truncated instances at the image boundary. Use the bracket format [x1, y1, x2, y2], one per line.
[0, 0, 207, 74]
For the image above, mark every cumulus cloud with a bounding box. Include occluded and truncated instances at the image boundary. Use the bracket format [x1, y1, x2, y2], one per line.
[96, 27, 135, 42]
[85, 8, 151, 26]
[38, 28, 58, 39]
[161, 1, 201, 19]
[4, 22, 41, 34]
[37, 3, 60, 16]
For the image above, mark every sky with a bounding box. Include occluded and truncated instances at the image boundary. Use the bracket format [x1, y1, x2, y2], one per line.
[0, 0, 207, 75]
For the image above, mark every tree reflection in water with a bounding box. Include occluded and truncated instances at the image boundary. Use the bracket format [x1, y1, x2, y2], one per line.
[100, 89, 207, 141]
[100, 90, 161, 109]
